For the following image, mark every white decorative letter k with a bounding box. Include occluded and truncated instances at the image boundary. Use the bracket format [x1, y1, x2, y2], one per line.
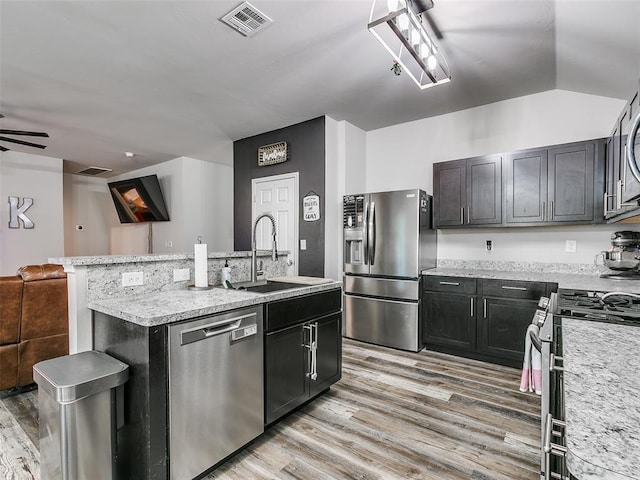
[8, 196, 34, 229]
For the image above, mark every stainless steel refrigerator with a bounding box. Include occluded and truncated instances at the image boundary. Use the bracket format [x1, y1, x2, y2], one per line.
[343, 189, 437, 352]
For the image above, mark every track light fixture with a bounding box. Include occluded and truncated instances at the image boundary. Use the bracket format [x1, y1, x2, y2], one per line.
[368, 0, 451, 90]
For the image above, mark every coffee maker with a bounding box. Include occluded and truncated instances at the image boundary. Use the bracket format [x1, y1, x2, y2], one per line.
[597, 231, 640, 278]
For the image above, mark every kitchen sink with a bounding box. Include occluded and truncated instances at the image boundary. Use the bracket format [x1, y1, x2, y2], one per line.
[237, 281, 302, 294]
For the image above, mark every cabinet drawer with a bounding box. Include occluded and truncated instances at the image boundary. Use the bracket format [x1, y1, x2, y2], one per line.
[423, 276, 477, 294]
[265, 289, 341, 333]
[481, 279, 546, 299]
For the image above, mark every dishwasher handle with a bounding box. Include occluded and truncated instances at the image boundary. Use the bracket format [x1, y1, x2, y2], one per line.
[180, 313, 256, 345]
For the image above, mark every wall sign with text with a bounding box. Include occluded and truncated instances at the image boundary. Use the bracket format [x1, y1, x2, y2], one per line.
[303, 194, 320, 222]
[257, 141, 288, 166]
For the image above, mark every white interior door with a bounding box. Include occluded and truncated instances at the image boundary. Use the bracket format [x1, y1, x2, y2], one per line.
[252, 172, 299, 276]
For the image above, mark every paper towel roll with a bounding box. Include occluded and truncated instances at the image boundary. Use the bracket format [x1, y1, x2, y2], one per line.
[194, 243, 208, 287]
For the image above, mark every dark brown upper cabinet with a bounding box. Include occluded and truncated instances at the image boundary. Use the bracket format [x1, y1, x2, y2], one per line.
[504, 148, 548, 224]
[505, 140, 602, 226]
[433, 154, 502, 227]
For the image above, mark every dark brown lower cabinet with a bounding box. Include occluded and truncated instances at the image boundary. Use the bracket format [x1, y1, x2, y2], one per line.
[423, 291, 476, 351]
[423, 276, 556, 368]
[264, 290, 342, 425]
[478, 296, 541, 363]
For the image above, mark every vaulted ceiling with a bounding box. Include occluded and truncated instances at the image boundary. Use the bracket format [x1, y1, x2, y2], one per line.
[1, 0, 639, 176]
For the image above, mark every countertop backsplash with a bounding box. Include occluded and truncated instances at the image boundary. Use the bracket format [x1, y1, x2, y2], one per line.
[50, 251, 289, 302]
[435, 259, 610, 276]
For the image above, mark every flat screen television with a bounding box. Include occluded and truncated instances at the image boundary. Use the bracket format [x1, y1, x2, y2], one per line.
[108, 174, 170, 223]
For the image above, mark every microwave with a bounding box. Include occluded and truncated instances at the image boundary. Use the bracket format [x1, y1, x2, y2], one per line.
[619, 90, 640, 203]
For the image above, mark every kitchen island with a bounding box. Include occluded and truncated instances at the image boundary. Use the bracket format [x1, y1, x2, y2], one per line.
[89, 279, 342, 480]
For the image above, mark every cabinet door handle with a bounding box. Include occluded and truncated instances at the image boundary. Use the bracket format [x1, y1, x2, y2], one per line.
[542, 201, 546, 221]
[439, 281, 460, 286]
[466, 205, 470, 224]
[470, 298, 474, 317]
[305, 323, 318, 381]
[302, 324, 313, 349]
[501, 285, 527, 291]
[604, 191, 616, 215]
[460, 207, 464, 225]
[483, 298, 487, 318]
[550, 200, 554, 220]
[617, 179, 623, 210]
[311, 323, 318, 381]
[616, 178, 636, 208]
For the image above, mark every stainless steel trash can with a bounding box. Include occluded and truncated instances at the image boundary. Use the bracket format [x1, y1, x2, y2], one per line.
[33, 351, 129, 480]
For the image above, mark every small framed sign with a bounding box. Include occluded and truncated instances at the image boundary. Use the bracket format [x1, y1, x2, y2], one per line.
[258, 141, 288, 166]
[303, 193, 320, 222]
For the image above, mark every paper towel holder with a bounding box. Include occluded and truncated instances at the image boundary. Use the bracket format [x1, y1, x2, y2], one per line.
[189, 236, 214, 290]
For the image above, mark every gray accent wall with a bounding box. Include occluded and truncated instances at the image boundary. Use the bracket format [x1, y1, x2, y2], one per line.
[233, 116, 326, 277]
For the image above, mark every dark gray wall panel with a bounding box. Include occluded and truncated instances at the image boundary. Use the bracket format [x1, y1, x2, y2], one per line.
[233, 117, 325, 277]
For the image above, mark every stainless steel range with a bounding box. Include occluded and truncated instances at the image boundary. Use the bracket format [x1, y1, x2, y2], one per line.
[557, 289, 640, 325]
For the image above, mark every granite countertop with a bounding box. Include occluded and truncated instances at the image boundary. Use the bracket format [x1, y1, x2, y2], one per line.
[423, 267, 640, 294]
[89, 279, 341, 326]
[562, 319, 640, 480]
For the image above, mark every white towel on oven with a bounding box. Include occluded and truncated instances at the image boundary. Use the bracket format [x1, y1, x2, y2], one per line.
[519, 323, 542, 395]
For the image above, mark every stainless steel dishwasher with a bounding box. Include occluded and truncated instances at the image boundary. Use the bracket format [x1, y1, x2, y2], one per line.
[168, 306, 263, 480]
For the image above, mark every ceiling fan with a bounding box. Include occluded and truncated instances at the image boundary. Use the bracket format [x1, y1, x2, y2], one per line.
[0, 114, 49, 152]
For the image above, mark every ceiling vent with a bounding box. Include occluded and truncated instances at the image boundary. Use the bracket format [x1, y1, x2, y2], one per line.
[220, 2, 273, 37]
[76, 166, 112, 176]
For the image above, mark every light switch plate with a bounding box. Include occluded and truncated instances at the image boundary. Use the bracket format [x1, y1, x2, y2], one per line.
[300, 239, 307, 250]
[122, 271, 144, 286]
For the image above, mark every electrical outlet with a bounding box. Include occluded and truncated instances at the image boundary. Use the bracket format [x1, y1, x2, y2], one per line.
[165, 240, 173, 248]
[122, 271, 144, 286]
[173, 268, 190, 282]
[486, 240, 493, 251]
[565, 240, 577, 253]
[300, 239, 307, 250]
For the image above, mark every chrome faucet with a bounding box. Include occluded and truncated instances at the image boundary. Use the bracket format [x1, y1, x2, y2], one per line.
[251, 213, 277, 283]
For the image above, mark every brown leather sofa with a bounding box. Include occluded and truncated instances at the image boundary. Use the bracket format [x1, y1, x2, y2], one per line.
[0, 264, 69, 391]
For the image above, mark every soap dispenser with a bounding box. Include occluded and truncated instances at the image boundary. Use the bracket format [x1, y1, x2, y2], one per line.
[221, 260, 231, 285]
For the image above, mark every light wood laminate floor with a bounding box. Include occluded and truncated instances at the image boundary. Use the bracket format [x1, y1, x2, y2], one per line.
[1, 339, 540, 480]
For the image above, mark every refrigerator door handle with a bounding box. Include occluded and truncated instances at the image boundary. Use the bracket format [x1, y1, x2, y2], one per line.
[369, 202, 376, 266]
[364, 201, 370, 265]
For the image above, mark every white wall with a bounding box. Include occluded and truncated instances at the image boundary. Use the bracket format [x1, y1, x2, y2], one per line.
[0, 151, 65, 274]
[181, 156, 234, 252]
[64, 153, 234, 256]
[325, 118, 367, 281]
[63, 173, 115, 256]
[438, 224, 619, 265]
[365, 89, 628, 264]
[105, 155, 234, 254]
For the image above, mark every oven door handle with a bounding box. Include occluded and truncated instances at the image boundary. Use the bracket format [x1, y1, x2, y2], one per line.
[550, 353, 564, 372]
[529, 329, 542, 352]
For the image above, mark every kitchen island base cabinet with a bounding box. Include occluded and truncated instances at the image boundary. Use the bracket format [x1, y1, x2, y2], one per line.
[93, 313, 168, 480]
[264, 290, 342, 426]
[92, 286, 342, 480]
